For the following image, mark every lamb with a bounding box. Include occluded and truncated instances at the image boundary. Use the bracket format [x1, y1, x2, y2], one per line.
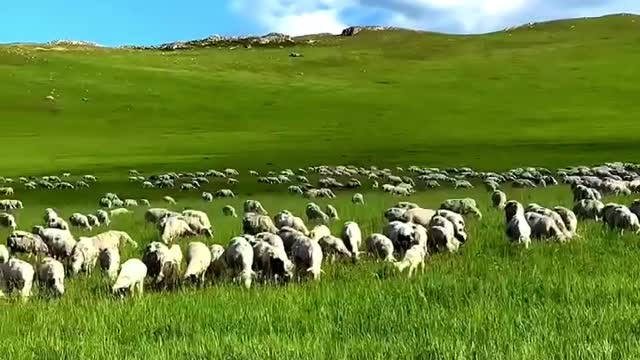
[37, 257, 65, 296]
[159, 215, 197, 244]
[305, 203, 329, 224]
[427, 216, 460, 253]
[318, 235, 352, 263]
[352, 193, 364, 204]
[224, 237, 256, 288]
[70, 238, 99, 276]
[273, 211, 310, 235]
[99, 247, 120, 281]
[243, 212, 278, 235]
[573, 199, 605, 221]
[341, 221, 362, 263]
[291, 237, 323, 281]
[6, 231, 49, 257]
[440, 198, 482, 219]
[32, 226, 76, 260]
[215, 189, 235, 198]
[184, 242, 212, 285]
[244, 200, 268, 215]
[366, 234, 396, 262]
[202, 192, 213, 202]
[0, 258, 35, 299]
[309, 224, 331, 242]
[182, 210, 214, 238]
[326, 205, 339, 220]
[112, 259, 147, 297]
[0, 213, 16, 231]
[252, 240, 293, 282]
[491, 190, 507, 209]
[401, 208, 436, 227]
[88, 230, 138, 251]
[163, 196, 177, 205]
[394, 244, 427, 278]
[504, 201, 531, 248]
[69, 213, 92, 231]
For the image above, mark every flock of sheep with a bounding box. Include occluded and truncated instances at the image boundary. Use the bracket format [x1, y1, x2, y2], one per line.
[1, 162, 640, 300]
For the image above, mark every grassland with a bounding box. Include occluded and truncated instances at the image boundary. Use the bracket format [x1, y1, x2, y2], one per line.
[2, 14, 640, 359]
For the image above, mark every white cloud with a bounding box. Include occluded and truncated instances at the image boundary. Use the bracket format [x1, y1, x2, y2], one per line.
[230, 0, 640, 35]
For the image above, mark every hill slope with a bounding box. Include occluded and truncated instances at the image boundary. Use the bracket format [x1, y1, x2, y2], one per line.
[1, 15, 640, 175]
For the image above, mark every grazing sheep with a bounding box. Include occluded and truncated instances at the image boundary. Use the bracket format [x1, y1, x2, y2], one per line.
[70, 238, 99, 276]
[224, 237, 255, 288]
[244, 200, 268, 215]
[440, 198, 482, 219]
[222, 205, 238, 217]
[366, 234, 396, 262]
[163, 196, 177, 205]
[491, 190, 507, 209]
[553, 206, 578, 236]
[395, 202, 420, 210]
[384, 221, 418, 254]
[37, 257, 65, 296]
[44, 208, 58, 223]
[124, 199, 138, 207]
[144, 208, 176, 224]
[573, 199, 605, 221]
[305, 203, 329, 224]
[0, 213, 16, 231]
[278, 227, 308, 254]
[504, 201, 531, 248]
[435, 210, 468, 244]
[252, 240, 293, 282]
[0, 187, 14, 196]
[215, 189, 235, 198]
[69, 213, 92, 231]
[243, 212, 278, 235]
[525, 212, 566, 242]
[352, 193, 364, 204]
[32, 226, 76, 260]
[206, 244, 226, 279]
[604, 205, 640, 234]
[99, 247, 120, 281]
[394, 244, 427, 278]
[291, 237, 323, 281]
[95, 210, 110, 226]
[159, 216, 197, 244]
[48, 216, 69, 231]
[325, 205, 339, 220]
[6, 231, 49, 257]
[184, 242, 212, 285]
[427, 216, 460, 253]
[112, 259, 147, 297]
[454, 180, 473, 189]
[142, 242, 183, 289]
[384, 207, 407, 222]
[273, 211, 309, 235]
[109, 208, 131, 217]
[99, 198, 112, 208]
[0, 245, 8, 263]
[630, 200, 640, 221]
[89, 230, 138, 251]
[182, 210, 214, 238]
[202, 192, 213, 202]
[309, 224, 331, 242]
[318, 235, 352, 263]
[0, 258, 35, 299]
[341, 221, 362, 263]
[526, 205, 574, 239]
[401, 207, 436, 227]
[86, 214, 100, 227]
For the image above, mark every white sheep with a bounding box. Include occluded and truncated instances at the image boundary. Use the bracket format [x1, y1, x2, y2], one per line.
[215, 189, 235, 198]
[309, 224, 331, 242]
[99, 247, 120, 281]
[159, 215, 197, 244]
[163, 196, 177, 204]
[48, 216, 69, 230]
[504, 201, 531, 248]
[222, 205, 238, 217]
[96, 209, 111, 226]
[243, 212, 278, 235]
[573, 199, 604, 221]
[366, 234, 396, 262]
[326, 205, 339, 220]
[112, 258, 147, 297]
[384, 207, 407, 222]
[182, 210, 214, 237]
[184, 242, 212, 285]
[207, 244, 226, 279]
[351, 193, 364, 204]
[109, 208, 131, 217]
[70, 238, 99, 276]
[553, 206, 578, 237]
[394, 244, 427, 277]
[124, 199, 138, 207]
[6, 231, 49, 257]
[89, 230, 138, 251]
[0, 258, 35, 299]
[37, 257, 65, 296]
[32, 226, 76, 260]
[384, 221, 419, 254]
[274, 211, 310, 235]
[525, 212, 566, 242]
[435, 210, 468, 244]
[492, 190, 507, 209]
[0, 213, 16, 231]
[341, 221, 362, 262]
[224, 237, 256, 288]
[252, 239, 293, 282]
[440, 198, 482, 219]
[202, 192, 213, 202]
[0, 245, 8, 263]
[305, 203, 329, 224]
[69, 213, 92, 231]
[318, 235, 352, 263]
[142, 242, 183, 289]
[428, 216, 459, 253]
[244, 200, 268, 215]
[402, 207, 436, 227]
[291, 237, 323, 281]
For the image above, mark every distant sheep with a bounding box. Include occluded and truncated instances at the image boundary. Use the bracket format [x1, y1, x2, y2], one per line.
[202, 192, 213, 202]
[352, 193, 364, 204]
[222, 205, 238, 217]
[163, 196, 177, 205]
[243, 212, 278, 235]
[0, 213, 16, 231]
[305, 203, 329, 224]
[69, 213, 92, 231]
[440, 198, 482, 219]
[215, 189, 235, 198]
[273, 211, 309, 235]
[244, 200, 268, 215]
[491, 190, 507, 209]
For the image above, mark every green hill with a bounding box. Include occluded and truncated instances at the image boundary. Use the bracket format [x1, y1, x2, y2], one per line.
[2, 14, 639, 175]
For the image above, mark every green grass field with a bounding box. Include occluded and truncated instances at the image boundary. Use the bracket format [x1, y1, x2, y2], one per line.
[2, 14, 640, 359]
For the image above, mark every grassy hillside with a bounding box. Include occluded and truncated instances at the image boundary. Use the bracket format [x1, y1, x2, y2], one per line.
[1, 15, 640, 175]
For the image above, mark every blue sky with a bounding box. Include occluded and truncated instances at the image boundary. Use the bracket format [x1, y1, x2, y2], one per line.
[1, 0, 639, 46]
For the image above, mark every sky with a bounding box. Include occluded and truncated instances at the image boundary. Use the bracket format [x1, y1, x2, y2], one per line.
[1, 0, 639, 46]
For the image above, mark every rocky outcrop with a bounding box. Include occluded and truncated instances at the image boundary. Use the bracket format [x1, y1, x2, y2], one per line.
[340, 26, 398, 36]
[129, 33, 296, 51]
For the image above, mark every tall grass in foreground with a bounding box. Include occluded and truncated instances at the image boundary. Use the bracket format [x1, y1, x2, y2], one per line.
[1, 183, 640, 359]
